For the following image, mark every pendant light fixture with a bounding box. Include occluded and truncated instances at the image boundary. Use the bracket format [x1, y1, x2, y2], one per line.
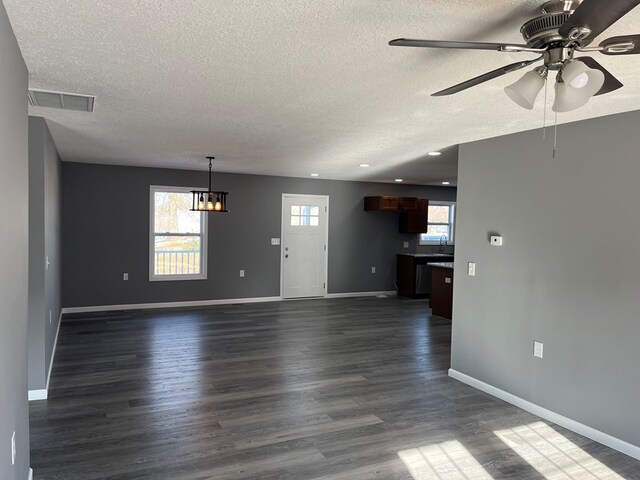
[190, 156, 229, 213]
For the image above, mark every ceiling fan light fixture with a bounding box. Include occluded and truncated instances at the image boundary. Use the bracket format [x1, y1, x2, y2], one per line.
[504, 68, 547, 110]
[552, 61, 605, 112]
[561, 60, 604, 91]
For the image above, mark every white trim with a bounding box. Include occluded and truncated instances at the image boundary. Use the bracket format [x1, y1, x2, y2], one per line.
[60, 291, 396, 315]
[325, 291, 396, 298]
[62, 296, 283, 314]
[280, 194, 330, 300]
[28, 311, 62, 402]
[28, 467, 33, 480]
[28, 389, 47, 401]
[448, 368, 640, 461]
[149, 185, 209, 282]
[46, 311, 62, 390]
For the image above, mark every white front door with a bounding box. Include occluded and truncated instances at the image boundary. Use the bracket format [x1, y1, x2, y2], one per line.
[281, 194, 328, 299]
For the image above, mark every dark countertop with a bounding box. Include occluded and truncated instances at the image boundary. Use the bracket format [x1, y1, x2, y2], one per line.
[427, 262, 454, 269]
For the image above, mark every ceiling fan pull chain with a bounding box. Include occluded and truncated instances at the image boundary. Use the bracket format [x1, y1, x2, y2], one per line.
[542, 78, 549, 140]
[553, 110, 559, 159]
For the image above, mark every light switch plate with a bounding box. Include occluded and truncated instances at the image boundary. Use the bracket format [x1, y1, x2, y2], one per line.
[445, 277, 452, 284]
[371, 267, 376, 274]
[240, 270, 245, 277]
[468, 262, 476, 276]
[123, 273, 128, 281]
[403, 242, 409, 248]
[534, 341, 544, 358]
[271, 238, 281, 245]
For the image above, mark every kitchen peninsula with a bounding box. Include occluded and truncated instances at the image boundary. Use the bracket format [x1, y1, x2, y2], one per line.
[427, 262, 454, 319]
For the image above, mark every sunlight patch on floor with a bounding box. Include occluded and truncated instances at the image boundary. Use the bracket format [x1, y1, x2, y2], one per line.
[398, 440, 494, 480]
[494, 421, 626, 480]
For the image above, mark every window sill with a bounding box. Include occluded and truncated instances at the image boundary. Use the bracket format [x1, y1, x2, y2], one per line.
[149, 275, 208, 282]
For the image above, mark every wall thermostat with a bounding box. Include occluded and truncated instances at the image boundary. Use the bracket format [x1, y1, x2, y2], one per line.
[490, 235, 503, 246]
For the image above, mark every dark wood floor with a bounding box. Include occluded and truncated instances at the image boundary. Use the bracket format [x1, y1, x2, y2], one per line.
[31, 297, 640, 479]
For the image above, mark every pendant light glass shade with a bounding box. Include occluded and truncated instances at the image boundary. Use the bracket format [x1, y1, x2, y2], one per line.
[552, 61, 604, 112]
[504, 69, 547, 110]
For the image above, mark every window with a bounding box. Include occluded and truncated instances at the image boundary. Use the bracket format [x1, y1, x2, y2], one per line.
[150, 186, 207, 281]
[419, 202, 455, 245]
[290, 205, 320, 226]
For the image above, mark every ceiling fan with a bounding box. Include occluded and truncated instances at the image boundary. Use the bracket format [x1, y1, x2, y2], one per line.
[390, 0, 640, 112]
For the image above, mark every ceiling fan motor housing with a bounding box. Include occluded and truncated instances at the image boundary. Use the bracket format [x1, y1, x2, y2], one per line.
[521, 12, 573, 47]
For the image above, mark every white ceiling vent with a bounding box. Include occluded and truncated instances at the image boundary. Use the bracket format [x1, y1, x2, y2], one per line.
[28, 89, 95, 112]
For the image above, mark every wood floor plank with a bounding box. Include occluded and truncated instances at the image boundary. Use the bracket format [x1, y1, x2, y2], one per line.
[29, 297, 640, 479]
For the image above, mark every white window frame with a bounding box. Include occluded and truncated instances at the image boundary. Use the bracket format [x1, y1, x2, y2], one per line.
[149, 185, 208, 281]
[419, 201, 456, 245]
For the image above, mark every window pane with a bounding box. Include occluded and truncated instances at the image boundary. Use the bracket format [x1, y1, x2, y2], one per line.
[301, 205, 310, 216]
[301, 215, 310, 226]
[291, 205, 300, 215]
[428, 205, 450, 224]
[310, 216, 319, 226]
[422, 225, 450, 242]
[154, 192, 201, 234]
[291, 216, 300, 226]
[154, 235, 201, 275]
[310, 206, 319, 216]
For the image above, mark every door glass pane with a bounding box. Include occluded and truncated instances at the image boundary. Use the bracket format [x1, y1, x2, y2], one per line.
[310, 216, 319, 226]
[154, 235, 201, 275]
[301, 205, 310, 216]
[291, 216, 300, 226]
[310, 206, 319, 215]
[291, 205, 300, 215]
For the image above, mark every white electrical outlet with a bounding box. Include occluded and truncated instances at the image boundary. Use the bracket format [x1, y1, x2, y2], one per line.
[271, 238, 281, 246]
[468, 262, 476, 276]
[11, 431, 16, 465]
[123, 273, 129, 281]
[371, 267, 376, 274]
[534, 341, 544, 358]
[240, 269, 245, 277]
[403, 242, 409, 248]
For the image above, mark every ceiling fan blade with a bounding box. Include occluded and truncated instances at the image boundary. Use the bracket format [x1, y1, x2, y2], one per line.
[599, 34, 640, 55]
[432, 58, 541, 97]
[575, 57, 624, 95]
[558, 0, 640, 45]
[389, 38, 532, 52]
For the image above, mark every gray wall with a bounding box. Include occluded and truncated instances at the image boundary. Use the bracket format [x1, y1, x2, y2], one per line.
[28, 116, 62, 391]
[0, 4, 30, 480]
[62, 162, 456, 307]
[452, 110, 640, 449]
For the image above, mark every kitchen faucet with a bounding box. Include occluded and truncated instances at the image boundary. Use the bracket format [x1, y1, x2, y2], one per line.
[439, 235, 448, 252]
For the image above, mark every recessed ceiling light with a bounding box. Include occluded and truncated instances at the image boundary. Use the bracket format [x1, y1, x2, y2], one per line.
[442, 181, 450, 185]
[395, 178, 403, 182]
[359, 163, 370, 168]
[310, 173, 319, 177]
[428, 151, 442, 156]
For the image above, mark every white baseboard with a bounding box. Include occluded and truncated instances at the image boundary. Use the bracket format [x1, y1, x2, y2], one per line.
[28, 389, 47, 401]
[28, 311, 62, 402]
[61, 291, 397, 315]
[28, 467, 33, 480]
[325, 290, 396, 299]
[62, 296, 283, 314]
[448, 368, 640, 461]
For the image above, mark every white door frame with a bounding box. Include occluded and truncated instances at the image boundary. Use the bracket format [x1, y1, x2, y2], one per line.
[280, 193, 330, 299]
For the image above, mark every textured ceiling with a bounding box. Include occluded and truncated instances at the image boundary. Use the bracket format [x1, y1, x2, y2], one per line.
[4, 0, 640, 185]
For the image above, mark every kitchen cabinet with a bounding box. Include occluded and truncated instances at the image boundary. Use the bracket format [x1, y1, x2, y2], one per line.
[364, 196, 428, 233]
[364, 196, 421, 212]
[399, 199, 428, 233]
[397, 254, 454, 298]
[429, 263, 454, 319]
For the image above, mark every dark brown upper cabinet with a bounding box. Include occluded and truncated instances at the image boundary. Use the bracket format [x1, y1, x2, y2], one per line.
[364, 196, 428, 233]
